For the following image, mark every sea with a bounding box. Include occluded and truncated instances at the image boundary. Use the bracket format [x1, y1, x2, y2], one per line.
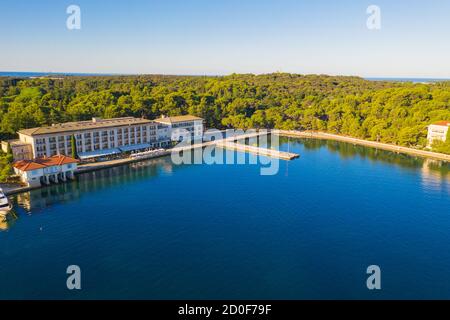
[1, 138, 450, 299]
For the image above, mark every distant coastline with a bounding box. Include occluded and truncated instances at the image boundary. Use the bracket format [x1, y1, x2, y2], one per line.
[366, 77, 450, 84]
[1, 72, 450, 83]
[0, 71, 119, 78]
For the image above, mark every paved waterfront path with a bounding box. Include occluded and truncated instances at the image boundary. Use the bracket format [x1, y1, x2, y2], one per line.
[77, 131, 274, 174]
[276, 130, 450, 162]
[76, 153, 170, 174]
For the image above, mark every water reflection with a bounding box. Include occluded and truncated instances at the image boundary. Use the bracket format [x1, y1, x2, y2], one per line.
[1, 157, 175, 231]
[287, 137, 450, 189]
[3, 139, 450, 232]
[421, 159, 450, 193]
[0, 210, 18, 231]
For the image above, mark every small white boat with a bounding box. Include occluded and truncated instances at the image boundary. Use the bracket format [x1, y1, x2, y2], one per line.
[130, 149, 168, 160]
[0, 188, 12, 215]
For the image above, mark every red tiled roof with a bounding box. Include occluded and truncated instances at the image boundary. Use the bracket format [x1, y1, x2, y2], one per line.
[36, 155, 79, 167]
[433, 121, 450, 126]
[13, 160, 46, 172]
[13, 155, 79, 172]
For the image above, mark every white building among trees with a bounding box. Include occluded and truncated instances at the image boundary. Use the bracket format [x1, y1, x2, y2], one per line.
[427, 121, 450, 146]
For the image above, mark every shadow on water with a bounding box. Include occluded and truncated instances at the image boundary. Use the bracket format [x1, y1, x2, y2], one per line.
[286, 137, 450, 177]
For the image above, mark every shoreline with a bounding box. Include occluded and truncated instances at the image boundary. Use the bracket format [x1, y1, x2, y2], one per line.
[2, 151, 172, 196]
[3, 130, 450, 196]
[275, 130, 450, 162]
[75, 151, 171, 174]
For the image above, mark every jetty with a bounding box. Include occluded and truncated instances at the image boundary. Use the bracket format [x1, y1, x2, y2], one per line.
[171, 130, 300, 161]
[215, 141, 299, 160]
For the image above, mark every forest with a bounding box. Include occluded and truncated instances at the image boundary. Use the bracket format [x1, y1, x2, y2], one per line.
[1, 73, 450, 181]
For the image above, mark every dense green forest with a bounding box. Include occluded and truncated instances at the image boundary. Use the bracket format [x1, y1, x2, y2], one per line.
[0, 73, 450, 180]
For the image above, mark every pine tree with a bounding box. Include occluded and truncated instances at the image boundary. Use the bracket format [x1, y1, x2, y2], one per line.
[71, 135, 78, 159]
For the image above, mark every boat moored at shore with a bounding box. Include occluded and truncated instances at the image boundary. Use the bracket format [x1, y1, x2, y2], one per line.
[130, 149, 169, 160]
[0, 188, 12, 214]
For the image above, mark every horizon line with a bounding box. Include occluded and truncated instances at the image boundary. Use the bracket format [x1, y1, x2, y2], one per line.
[1, 70, 450, 80]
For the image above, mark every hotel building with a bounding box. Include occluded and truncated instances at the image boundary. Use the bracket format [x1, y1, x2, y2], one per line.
[4, 115, 204, 161]
[154, 115, 204, 142]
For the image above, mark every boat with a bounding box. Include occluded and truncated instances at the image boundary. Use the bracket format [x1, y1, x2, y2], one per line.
[0, 188, 12, 215]
[130, 149, 168, 160]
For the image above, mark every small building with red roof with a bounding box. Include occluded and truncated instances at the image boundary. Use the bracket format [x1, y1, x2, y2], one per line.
[13, 155, 79, 187]
[427, 121, 450, 147]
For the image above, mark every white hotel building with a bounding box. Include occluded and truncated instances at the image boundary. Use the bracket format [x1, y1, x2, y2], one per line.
[427, 121, 450, 146]
[9, 115, 204, 161]
[154, 115, 204, 142]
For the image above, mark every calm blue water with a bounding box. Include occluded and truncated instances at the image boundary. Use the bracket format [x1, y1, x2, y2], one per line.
[1, 138, 450, 300]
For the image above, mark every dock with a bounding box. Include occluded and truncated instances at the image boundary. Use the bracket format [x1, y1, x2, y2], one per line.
[170, 131, 267, 152]
[215, 141, 299, 160]
[171, 131, 300, 161]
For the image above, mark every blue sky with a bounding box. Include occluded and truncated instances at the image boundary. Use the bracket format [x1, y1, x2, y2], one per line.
[1, 0, 449, 77]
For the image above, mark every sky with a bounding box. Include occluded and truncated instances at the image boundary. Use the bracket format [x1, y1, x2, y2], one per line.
[0, 0, 450, 77]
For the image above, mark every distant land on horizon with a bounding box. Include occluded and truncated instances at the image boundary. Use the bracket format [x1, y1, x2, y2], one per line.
[1, 71, 449, 83]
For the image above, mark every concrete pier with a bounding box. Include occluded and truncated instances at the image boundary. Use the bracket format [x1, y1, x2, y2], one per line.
[170, 131, 299, 160]
[215, 141, 300, 160]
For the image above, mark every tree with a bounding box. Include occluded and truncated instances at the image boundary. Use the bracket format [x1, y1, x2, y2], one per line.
[432, 129, 450, 154]
[6, 143, 13, 160]
[0, 74, 449, 154]
[0, 152, 13, 183]
[71, 135, 78, 159]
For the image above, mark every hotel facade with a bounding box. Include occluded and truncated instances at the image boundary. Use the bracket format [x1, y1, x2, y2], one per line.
[6, 115, 204, 161]
[154, 115, 204, 142]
